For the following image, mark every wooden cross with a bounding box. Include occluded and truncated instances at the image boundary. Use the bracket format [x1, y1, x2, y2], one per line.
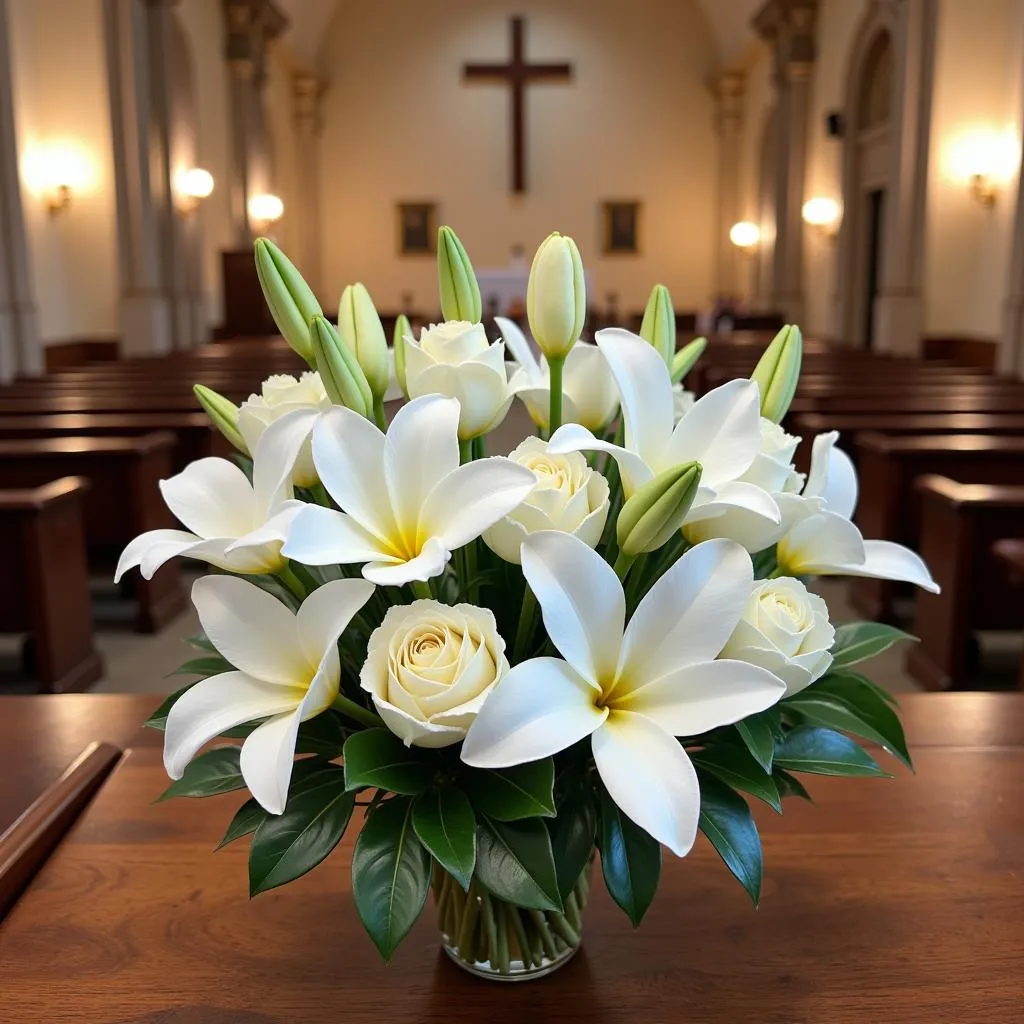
[463, 16, 573, 193]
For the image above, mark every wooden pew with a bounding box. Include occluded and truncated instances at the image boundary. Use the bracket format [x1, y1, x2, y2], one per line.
[789, 391, 1024, 416]
[0, 434, 186, 632]
[0, 477, 103, 692]
[850, 434, 1024, 621]
[907, 476, 1024, 689]
[992, 540, 1024, 689]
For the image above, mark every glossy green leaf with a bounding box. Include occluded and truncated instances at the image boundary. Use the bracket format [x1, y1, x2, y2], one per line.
[692, 744, 782, 812]
[735, 712, 776, 772]
[475, 816, 562, 912]
[145, 684, 195, 731]
[774, 727, 890, 777]
[547, 791, 597, 899]
[462, 759, 556, 821]
[830, 622, 916, 669]
[598, 786, 660, 927]
[170, 655, 233, 678]
[343, 728, 432, 795]
[217, 797, 266, 850]
[156, 747, 245, 801]
[697, 770, 763, 906]
[249, 764, 354, 895]
[352, 797, 431, 960]
[773, 767, 813, 801]
[412, 787, 476, 890]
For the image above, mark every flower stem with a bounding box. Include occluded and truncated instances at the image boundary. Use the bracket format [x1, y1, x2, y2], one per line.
[410, 579, 433, 601]
[547, 356, 565, 435]
[372, 395, 387, 431]
[474, 434, 488, 460]
[459, 439, 473, 464]
[513, 585, 538, 663]
[277, 561, 307, 600]
[330, 693, 383, 729]
[613, 551, 635, 581]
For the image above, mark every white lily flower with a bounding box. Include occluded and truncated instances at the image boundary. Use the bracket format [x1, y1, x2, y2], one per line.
[500, 317, 619, 433]
[164, 575, 374, 814]
[114, 415, 308, 582]
[282, 394, 536, 586]
[461, 532, 786, 855]
[548, 328, 780, 548]
[776, 432, 939, 592]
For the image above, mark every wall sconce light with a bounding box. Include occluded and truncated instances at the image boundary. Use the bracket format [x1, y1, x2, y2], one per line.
[945, 127, 1020, 210]
[175, 167, 215, 213]
[729, 221, 761, 252]
[970, 174, 997, 209]
[248, 193, 284, 231]
[802, 197, 841, 238]
[21, 140, 93, 218]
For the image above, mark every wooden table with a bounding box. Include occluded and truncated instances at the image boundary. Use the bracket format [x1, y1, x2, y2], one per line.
[1, 694, 1022, 1022]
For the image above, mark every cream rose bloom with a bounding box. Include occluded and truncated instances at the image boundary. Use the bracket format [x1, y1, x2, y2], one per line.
[402, 321, 513, 440]
[720, 577, 835, 697]
[360, 600, 509, 747]
[237, 372, 331, 487]
[738, 418, 805, 494]
[483, 438, 610, 564]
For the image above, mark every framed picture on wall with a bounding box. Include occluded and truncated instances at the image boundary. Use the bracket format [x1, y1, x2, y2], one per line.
[602, 200, 640, 255]
[397, 202, 437, 255]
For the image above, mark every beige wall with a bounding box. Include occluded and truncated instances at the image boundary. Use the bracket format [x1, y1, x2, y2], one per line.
[8, 0, 118, 346]
[264, 40, 303, 264]
[315, 0, 720, 316]
[924, 0, 1024, 340]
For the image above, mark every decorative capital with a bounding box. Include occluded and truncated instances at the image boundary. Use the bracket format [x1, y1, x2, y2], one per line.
[753, 0, 818, 85]
[716, 71, 746, 133]
[293, 73, 323, 134]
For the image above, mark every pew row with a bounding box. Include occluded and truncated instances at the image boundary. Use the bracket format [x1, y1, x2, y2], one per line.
[992, 540, 1024, 689]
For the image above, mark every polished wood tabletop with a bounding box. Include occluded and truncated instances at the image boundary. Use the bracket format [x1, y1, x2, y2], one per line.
[1, 693, 1023, 1023]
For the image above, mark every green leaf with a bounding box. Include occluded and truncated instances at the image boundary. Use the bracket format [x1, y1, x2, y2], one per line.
[249, 764, 355, 895]
[784, 683, 912, 769]
[830, 622, 916, 669]
[156, 747, 245, 801]
[774, 727, 890, 777]
[145, 684, 195, 731]
[352, 797, 431, 960]
[697, 771, 763, 906]
[598, 786, 660, 927]
[412, 787, 476, 890]
[461, 759, 556, 820]
[295, 713, 346, 759]
[735, 711, 776, 772]
[773, 768, 813, 801]
[475, 816, 562, 912]
[547, 791, 597, 900]
[217, 797, 266, 850]
[170, 655, 233, 678]
[692, 745, 782, 812]
[185, 632, 218, 653]
[343, 729, 431, 796]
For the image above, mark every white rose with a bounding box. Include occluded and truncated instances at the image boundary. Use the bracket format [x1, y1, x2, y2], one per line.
[720, 577, 835, 697]
[237, 372, 331, 487]
[738, 418, 805, 494]
[402, 321, 513, 440]
[483, 438, 610, 564]
[360, 600, 509, 747]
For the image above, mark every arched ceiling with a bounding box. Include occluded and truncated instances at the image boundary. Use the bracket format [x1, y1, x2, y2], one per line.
[274, 0, 760, 72]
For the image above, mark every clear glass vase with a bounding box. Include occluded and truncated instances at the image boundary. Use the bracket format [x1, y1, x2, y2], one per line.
[433, 862, 592, 981]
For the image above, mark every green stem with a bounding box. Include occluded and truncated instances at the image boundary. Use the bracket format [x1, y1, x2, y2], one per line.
[459, 439, 473, 464]
[277, 561, 307, 600]
[613, 551, 635, 581]
[473, 434, 488, 460]
[512, 585, 538, 663]
[330, 693, 383, 729]
[372, 395, 387, 431]
[547, 356, 565, 435]
[410, 579, 433, 601]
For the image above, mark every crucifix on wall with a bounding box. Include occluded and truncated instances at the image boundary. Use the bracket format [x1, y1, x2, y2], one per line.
[463, 16, 573, 193]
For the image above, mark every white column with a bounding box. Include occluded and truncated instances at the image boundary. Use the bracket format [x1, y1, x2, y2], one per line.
[999, 15, 1024, 378]
[0, 0, 40, 380]
[292, 71, 322, 298]
[715, 71, 746, 300]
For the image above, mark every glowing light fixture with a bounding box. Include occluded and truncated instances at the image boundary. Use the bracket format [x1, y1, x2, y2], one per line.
[944, 127, 1020, 209]
[21, 140, 94, 217]
[248, 193, 284, 226]
[729, 221, 761, 251]
[802, 197, 841, 237]
[175, 167, 215, 213]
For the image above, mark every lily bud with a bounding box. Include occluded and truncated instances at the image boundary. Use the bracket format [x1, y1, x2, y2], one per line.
[338, 283, 389, 401]
[751, 324, 803, 423]
[393, 314, 411, 396]
[193, 384, 248, 454]
[310, 314, 372, 418]
[437, 226, 481, 324]
[639, 284, 675, 367]
[254, 238, 322, 364]
[527, 231, 586, 360]
[671, 336, 707, 384]
[617, 461, 702, 556]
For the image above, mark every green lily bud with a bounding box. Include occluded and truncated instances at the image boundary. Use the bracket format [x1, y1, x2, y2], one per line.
[617, 461, 702, 556]
[393, 313, 411, 397]
[639, 284, 675, 367]
[254, 238, 322, 364]
[527, 231, 586, 360]
[338, 283, 390, 401]
[310, 314, 372, 417]
[437, 226, 481, 323]
[751, 324, 803, 423]
[671, 336, 707, 384]
[193, 384, 248, 454]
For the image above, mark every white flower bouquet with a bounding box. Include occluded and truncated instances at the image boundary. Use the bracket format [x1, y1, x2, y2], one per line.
[120, 228, 938, 981]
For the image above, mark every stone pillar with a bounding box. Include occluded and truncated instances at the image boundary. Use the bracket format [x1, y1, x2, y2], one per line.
[292, 72, 322, 298]
[1000, 21, 1024, 378]
[715, 71, 746, 302]
[0, 0, 41, 380]
[755, 0, 818, 325]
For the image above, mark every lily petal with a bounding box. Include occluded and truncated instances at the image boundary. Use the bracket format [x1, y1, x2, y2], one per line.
[283, 505, 389, 566]
[592, 711, 701, 857]
[461, 657, 606, 768]
[520, 531, 625, 689]
[777, 511, 866, 575]
[251, 408, 319, 517]
[115, 528, 202, 583]
[239, 708, 304, 814]
[497, 316, 541, 378]
[548, 422, 654, 496]
[805, 431, 858, 519]
[160, 458, 256, 538]
[829, 539, 940, 593]
[363, 536, 450, 586]
[296, 578, 375, 669]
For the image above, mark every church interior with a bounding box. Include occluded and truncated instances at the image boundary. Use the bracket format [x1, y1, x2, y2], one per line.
[1, 1, 1023, 1019]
